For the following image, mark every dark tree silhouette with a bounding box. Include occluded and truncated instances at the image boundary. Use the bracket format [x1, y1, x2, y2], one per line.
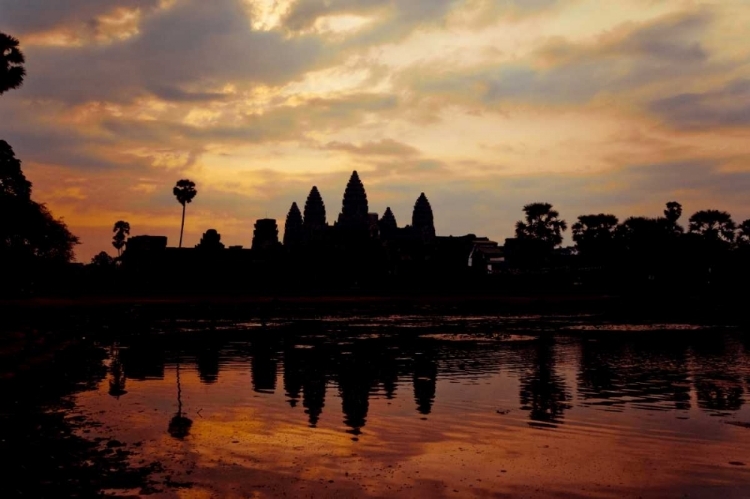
[0, 33, 25, 95]
[688, 210, 736, 244]
[738, 220, 750, 247]
[664, 201, 684, 229]
[515, 203, 567, 250]
[173, 179, 197, 248]
[572, 214, 619, 260]
[0, 140, 31, 198]
[91, 251, 115, 267]
[617, 216, 660, 242]
[195, 228, 224, 250]
[0, 201, 80, 263]
[1, 141, 79, 264]
[112, 221, 130, 257]
[656, 201, 685, 236]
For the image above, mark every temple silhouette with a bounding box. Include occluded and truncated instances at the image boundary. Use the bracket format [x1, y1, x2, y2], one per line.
[279, 170, 438, 244]
[83, 169, 750, 299]
[119, 170, 496, 292]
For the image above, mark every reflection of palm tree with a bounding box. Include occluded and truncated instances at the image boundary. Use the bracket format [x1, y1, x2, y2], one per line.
[168, 358, 193, 439]
[108, 343, 127, 398]
[519, 337, 571, 427]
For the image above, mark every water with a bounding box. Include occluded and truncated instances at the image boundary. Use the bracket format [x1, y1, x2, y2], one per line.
[10, 317, 750, 497]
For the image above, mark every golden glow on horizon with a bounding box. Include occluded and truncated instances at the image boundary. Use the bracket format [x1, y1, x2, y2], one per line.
[2, 0, 750, 259]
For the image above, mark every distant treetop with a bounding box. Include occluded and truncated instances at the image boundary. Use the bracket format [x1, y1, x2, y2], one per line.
[515, 202, 567, 249]
[0, 139, 32, 199]
[0, 33, 25, 95]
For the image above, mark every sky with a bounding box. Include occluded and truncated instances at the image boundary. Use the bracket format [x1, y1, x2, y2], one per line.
[2, 0, 750, 261]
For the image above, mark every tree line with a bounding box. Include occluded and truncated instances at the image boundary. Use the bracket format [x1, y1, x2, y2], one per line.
[1, 33, 79, 278]
[515, 201, 749, 254]
[2, 32, 202, 274]
[512, 201, 750, 288]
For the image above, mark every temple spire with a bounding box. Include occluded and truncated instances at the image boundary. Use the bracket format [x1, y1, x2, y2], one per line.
[283, 202, 303, 247]
[380, 207, 397, 234]
[252, 219, 280, 250]
[338, 170, 369, 227]
[303, 186, 326, 229]
[412, 193, 435, 238]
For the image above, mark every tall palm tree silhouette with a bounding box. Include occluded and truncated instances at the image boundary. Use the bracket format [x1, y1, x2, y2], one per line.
[173, 179, 197, 248]
[112, 220, 131, 257]
[0, 33, 25, 95]
[515, 202, 567, 250]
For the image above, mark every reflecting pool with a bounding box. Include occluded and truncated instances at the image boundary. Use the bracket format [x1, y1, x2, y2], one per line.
[7, 316, 750, 498]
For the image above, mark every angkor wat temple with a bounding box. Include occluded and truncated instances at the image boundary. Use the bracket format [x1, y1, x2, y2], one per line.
[282, 170, 438, 248]
[121, 171, 501, 293]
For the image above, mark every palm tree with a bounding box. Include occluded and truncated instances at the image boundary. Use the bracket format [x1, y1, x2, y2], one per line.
[738, 220, 750, 247]
[112, 220, 130, 257]
[515, 202, 567, 249]
[173, 179, 197, 248]
[0, 33, 25, 95]
[662, 201, 685, 234]
[688, 210, 736, 244]
[571, 213, 619, 261]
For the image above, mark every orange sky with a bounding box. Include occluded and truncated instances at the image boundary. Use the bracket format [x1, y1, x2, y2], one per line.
[2, 0, 750, 261]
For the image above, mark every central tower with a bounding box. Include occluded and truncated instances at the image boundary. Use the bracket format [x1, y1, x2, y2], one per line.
[337, 170, 369, 228]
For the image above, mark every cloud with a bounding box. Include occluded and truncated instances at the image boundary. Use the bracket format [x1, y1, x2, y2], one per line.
[2, 0, 750, 262]
[0, 0, 163, 36]
[649, 79, 750, 130]
[281, 0, 386, 32]
[398, 9, 720, 110]
[17, 0, 328, 105]
[323, 138, 420, 156]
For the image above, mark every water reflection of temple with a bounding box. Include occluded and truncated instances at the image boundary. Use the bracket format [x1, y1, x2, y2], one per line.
[111, 330, 749, 434]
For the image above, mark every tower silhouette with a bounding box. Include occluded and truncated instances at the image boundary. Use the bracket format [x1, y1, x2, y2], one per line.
[412, 193, 436, 238]
[283, 202, 304, 247]
[303, 186, 327, 229]
[337, 171, 369, 229]
[252, 219, 280, 250]
[379, 207, 398, 235]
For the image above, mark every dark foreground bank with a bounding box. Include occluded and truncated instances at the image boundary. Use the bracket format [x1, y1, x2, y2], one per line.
[2, 289, 750, 333]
